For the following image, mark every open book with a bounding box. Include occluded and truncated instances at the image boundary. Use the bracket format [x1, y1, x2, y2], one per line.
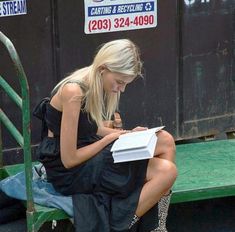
[111, 126, 165, 163]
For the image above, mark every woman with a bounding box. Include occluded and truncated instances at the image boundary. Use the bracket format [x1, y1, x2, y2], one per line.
[34, 39, 177, 232]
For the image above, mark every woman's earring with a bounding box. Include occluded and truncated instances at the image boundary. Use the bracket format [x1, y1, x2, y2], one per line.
[99, 66, 106, 76]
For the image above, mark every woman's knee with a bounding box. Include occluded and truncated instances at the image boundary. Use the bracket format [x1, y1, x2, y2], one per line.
[159, 130, 176, 149]
[147, 158, 178, 182]
[159, 159, 177, 181]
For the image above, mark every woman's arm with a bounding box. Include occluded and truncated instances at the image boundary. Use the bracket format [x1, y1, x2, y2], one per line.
[59, 84, 126, 168]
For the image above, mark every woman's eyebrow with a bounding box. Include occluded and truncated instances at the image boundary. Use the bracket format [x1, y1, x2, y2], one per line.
[116, 79, 126, 84]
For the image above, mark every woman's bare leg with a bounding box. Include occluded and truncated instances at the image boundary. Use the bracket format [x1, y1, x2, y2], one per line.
[155, 130, 176, 163]
[135, 130, 177, 217]
[154, 130, 176, 195]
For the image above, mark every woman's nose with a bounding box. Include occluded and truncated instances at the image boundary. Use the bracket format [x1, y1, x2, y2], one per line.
[119, 84, 126, 93]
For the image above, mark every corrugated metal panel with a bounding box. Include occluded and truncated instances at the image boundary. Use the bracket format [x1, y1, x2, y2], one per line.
[179, 0, 235, 139]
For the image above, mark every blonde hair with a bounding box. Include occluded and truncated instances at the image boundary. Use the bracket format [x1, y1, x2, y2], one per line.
[51, 39, 142, 126]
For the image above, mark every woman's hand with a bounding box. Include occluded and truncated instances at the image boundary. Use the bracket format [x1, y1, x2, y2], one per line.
[104, 130, 128, 143]
[131, 126, 148, 132]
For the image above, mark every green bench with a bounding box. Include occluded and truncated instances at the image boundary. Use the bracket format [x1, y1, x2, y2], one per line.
[172, 139, 235, 203]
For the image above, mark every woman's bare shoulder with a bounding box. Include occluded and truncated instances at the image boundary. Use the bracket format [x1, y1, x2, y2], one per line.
[61, 83, 83, 100]
[51, 83, 83, 111]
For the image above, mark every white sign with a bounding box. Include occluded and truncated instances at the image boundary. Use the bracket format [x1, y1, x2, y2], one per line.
[0, 0, 27, 17]
[84, 0, 157, 34]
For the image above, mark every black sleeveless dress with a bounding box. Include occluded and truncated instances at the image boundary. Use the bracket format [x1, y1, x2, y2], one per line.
[33, 98, 159, 232]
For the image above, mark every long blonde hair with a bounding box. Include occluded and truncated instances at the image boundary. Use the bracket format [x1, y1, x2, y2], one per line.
[51, 39, 142, 126]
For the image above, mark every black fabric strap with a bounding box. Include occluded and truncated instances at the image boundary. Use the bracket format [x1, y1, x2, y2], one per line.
[32, 97, 50, 140]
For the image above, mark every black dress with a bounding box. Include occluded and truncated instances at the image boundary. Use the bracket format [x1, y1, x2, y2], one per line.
[33, 98, 159, 232]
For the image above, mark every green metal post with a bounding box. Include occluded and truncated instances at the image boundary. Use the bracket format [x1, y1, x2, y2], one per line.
[0, 109, 24, 147]
[0, 122, 2, 168]
[0, 75, 22, 108]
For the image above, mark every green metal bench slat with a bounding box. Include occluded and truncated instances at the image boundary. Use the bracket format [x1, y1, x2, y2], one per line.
[3, 163, 25, 176]
[172, 139, 235, 203]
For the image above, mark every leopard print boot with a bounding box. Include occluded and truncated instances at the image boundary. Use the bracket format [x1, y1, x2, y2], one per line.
[129, 214, 140, 229]
[151, 191, 172, 232]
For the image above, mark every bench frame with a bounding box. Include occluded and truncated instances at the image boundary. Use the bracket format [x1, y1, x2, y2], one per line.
[0, 31, 69, 232]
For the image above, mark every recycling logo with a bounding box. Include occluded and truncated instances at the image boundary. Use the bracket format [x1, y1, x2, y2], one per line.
[145, 2, 152, 11]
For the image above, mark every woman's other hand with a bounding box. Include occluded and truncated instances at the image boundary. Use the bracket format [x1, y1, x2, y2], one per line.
[131, 126, 148, 132]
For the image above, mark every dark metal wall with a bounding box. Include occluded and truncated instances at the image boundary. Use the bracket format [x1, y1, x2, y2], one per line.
[1, 0, 235, 154]
[178, 0, 235, 139]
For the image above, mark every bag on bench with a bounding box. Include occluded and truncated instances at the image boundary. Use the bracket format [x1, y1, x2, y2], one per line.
[0, 164, 73, 217]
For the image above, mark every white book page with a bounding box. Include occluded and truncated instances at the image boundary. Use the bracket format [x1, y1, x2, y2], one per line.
[111, 126, 164, 152]
[119, 126, 164, 139]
